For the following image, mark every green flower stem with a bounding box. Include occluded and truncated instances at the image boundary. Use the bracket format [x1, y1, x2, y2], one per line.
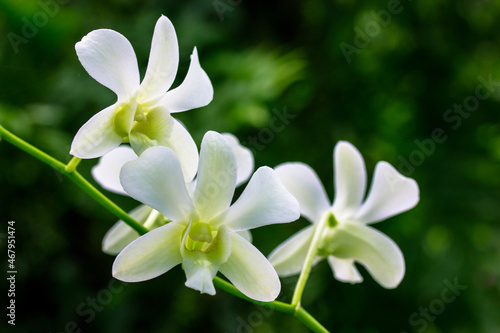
[66, 172, 148, 235]
[213, 277, 329, 333]
[1, 124, 329, 332]
[65, 156, 82, 173]
[291, 212, 331, 308]
[0, 125, 148, 236]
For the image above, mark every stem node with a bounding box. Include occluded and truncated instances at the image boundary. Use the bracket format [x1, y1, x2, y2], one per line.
[65, 156, 82, 173]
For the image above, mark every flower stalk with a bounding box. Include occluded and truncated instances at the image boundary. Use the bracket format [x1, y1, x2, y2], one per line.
[291, 211, 331, 308]
[65, 156, 82, 173]
[0, 125, 148, 236]
[213, 277, 329, 333]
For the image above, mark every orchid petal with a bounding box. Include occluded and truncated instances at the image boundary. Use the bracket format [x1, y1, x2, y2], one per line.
[219, 231, 280, 302]
[70, 104, 124, 159]
[274, 162, 330, 223]
[268, 225, 316, 277]
[131, 118, 198, 182]
[112, 222, 185, 282]
[129, 106, 174, 155]
[91, 145, 137, 195]
[75, 29, 139, 100]
[161, 47, 213, 113]
[326, 223, 405, 289]
[138, 15, 179, 102]
[327, 257, 363, 284]
[194, 131, 237, 222]
[331, 141, 367, 221]
[186, 179, 197, 199]
[355, 162, 420, 224]
[102, 205, 153, 255]
[120, 146, 193, 222]
[156, 119, 199, 183]
[216, 167, 300, 231]
[181, 225, 231, 295]
[222, 133, 254, 186]
[236, 230, 252, 243]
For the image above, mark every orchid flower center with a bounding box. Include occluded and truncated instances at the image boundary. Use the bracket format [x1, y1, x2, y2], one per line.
[134, 104, 147, 122]
[317, 212, 339, 257]
[327, 212, 338, 227]
[185, 222, 215, 252]
[112, 99, 149, 138]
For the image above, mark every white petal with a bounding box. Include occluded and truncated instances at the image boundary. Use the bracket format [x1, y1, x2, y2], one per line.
[222, 133, 254, 186]
[102, 205, 153, 255]
[128, 106, 174, 155]
[186, 179, 197, 198]
[120, 146, 193, 222]
[181, 225, 231, 295]
[155, 119, 199, 182]
[138, 15, 179, 102]
[161, 47, 214, 113]
[327, 257, 363, 284]
[331, 141, 367, 221]
[91, 146, 137, 195]
[219, 231, 281, 302]
[355, 162, 419, 224]
[217, 167, 300, 231]
[327, 223, 405, 289]
[184, 264, 216, 295]
[76, 29, 139, 100]
[112, 222, 185, 282]
[130, 117, 197, 182]
[274, 162, 330, 223]
[70, 104, 124, 159]
[236, 230, 252, 243]
[194, 131, 237, 222]
[268, 225, 315, 277]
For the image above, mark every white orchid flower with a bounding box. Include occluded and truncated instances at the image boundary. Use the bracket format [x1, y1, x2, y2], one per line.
[112, 131, 299, 301]
[70, 15, 213, 177]
[268, 141, 419, 289]
[92, 133, 254, 255]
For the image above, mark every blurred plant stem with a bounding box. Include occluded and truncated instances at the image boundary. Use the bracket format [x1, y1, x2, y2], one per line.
[291, 211, 331, 308]
[0, 124, 148, 235]
[213, 277, 329, 332]
[0, 123, 330, 333]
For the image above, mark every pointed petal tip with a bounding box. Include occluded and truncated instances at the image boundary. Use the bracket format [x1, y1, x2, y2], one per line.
[274, 162, 331, 223]
[378, 161, 420, 205]
[111, 264, 130, 282]
[160, 44, 213, 113]
[355, 161, 420, 224]
[327, 257, 364, 284]
[219, 233, 281, 302]
[156, 14, 174, 27]
[184, 272, 217, 296]
[378, 261, 405, 289]
[335, 140, 357, 152]
[332, 140, 367, 220]
[203, 130, 220, 140]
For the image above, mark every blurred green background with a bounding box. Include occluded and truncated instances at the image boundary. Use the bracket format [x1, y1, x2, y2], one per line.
[1, 0, 499, 332]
